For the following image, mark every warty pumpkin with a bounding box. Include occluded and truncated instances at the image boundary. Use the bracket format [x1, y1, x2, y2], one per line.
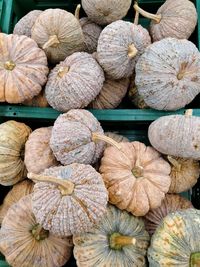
[0, 195, 73, 267]
[74, 204, 150, 267]
[23, 90, 49, 107]
[0, 33, 49, 104]
[28, 163, 108, 236]
[100, 141, 171, 216]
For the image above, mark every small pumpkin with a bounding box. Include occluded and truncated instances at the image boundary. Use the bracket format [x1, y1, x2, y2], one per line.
[28, 163, 108, 236]
[0, 195, 73, 267]
[100, 141, 171, 216]
[136, 38, 200, 111]
[0, 33, 49, 104]
[0, 121, 31, 186]
[22, 90, 49, 107]
[74, 204, 150, 267]
[148, 208, 200, 267]
[31, 9, 85, 64]
[134, 0, 197, 42]
[144, 194, 193, 236]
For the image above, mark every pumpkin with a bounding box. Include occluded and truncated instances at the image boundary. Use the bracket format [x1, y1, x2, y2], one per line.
[28, 163, 108, 236]
[0, 195, 73, 267]
[148, 208, 200, 267]
[31, 9, 85, 64]
[24, 127, 59, 174]
[45, 52, 105, 112]
[148, 109, 200, 160]
[136, 38, 200, 111]
[13, 10, 42, 37]
[97, 20, 151, 79]
[22, 90, 49, 107]
[81, 0, 131, 25]
[134, 0, 197, 42]
[144, 194, 193, 236]
[74, 204, 150, 267]
[0, 121, 31, 186]
[0, 33, 49, 104]
[0, 179, 34, 224]
[100, 141, 171, 216]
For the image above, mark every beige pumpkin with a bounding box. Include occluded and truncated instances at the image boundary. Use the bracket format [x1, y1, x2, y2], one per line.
[22, 90, 49, 107]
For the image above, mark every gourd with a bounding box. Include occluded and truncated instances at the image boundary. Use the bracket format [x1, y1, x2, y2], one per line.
[148, 208, 200, 267]
[81, 0, 132, 25]
[148, 109, 200, 160]
[0, 195, 73, 267]
[0, 33, 49, 104]
[0, 121, 31, 186]
[74, 205, 150, 267]
[31, 9, 85, 64]
[134, 0, 197, 42]
[100, 141, 171, 216]
[13, 10, 42, 37]
[0, 179, 34, 224]
[28, 163, 108, 236]
[25, 127, 58, 174]
[144, 194, 193, 236]
[23, 90, 49, 107]
[45, 52, 105, 112]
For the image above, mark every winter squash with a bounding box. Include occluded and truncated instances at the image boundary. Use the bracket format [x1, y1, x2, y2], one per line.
[148, 208, 200, 266]
[74, 204, 150, 267]
[134, 0, 197, 42]
[148, 109, 200, 160]
[13, 10, 42, 37]
[100, 141, 171, 216]
[81, 0, 132, 25]
[23, 90, 49, 107]
[31, 9, 85, 64]
[136, 38, 200, 111]
[25, 127, 58, 174]
[0, 195, 73, 267]
[45, 52, 105, 111]
[0, 33, 49, 103]
[144, 194, 193, 236]
[28, 163, 108, 236]
[0, 121, 31, 186]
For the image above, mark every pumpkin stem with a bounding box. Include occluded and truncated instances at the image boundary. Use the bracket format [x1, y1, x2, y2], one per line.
[27, 173, 75, 196]
[128, 44, 138, 58]
[167, 156, 181, 172]
[190, 252, 200, 267]
[185, 109, 193, 117]
[57, 66, 70, 78]
[134, 10, 139, 25]
[110, 233, 136, 250]
[4, 60, 16, 71]
[92, 133, 122, 150]
[42, 35, 60, 50]
[31, 224, 49, 241]
[133, 2, 161, 24]
[75, 4, 81, 20]
[132, 165, 143, 178]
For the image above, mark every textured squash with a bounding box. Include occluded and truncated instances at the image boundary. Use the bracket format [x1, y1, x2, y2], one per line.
[74, 205, 150, 267]
[22, 90, 49, 107]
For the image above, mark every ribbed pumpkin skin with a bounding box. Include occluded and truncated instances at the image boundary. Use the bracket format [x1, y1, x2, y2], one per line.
[13, 10, 42, 37]
[31, 9, 85, 64]
[0, 195, 73, 267]
[81, 0, 131, 25]
[144, 194, 193, 236]
[23, 90, 49, 107]
[74, 205, 150, 267]
[45, 52, 105, 112]
[148, 208, 200, 266]
[32, 164, 108, 236]
[50, 109, 105, 165]
[0, 121, 31, 186]
[0, 33, 49, 104]
[136, 38, 200, 111]
[129, 75, 148, 109]
[97, 20, 151, 79]
[100, 141, 171, 216]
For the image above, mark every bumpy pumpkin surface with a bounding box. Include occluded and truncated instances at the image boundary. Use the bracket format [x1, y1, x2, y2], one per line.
[31, 9, 85, 64]
[0, 121, 31, 186]
[13, 10, 42, 37]
[45, 52, 105, 111]
[81, 0, 131, 25]
[136, 38, 200, 111]
[29, 164, 108, 236]
[74, 205, 150, 267]
[0, 195, 73, 267]
[100, 141, 171, 216]
[97, 20, 151, 79]
[0, 33, 49, 104]
[23, 90, 49, 107]
[25, 127, 58, 174]
[148, 208, 200, 267]
[129, 75, 148, 109]
[144, 194, 193, 236]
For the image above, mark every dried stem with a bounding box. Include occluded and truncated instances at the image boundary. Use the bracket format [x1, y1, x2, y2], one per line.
[110, 233, 136, 250]
[57, 66, 70, 78]
[134, 2, 161, 23]
[75, 4, 81, 20]
[128, 44, 138, 58]
[4, 61, 16, 71]
[167, 156, 181, 172]
[92, 133, 122, 150]
[43, 35, 60, 50]
[134, 10, 139, 25]
[185, 109, 193, 117]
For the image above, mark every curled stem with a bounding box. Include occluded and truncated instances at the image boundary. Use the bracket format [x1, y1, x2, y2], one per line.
[134, 10, 139, 25]
[75, 4, 81, 20]
[92, 133, 122, 150]
[43, 35, 60, 50]
[167, 156, 181, 172]
[133, 2, 161, 23]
